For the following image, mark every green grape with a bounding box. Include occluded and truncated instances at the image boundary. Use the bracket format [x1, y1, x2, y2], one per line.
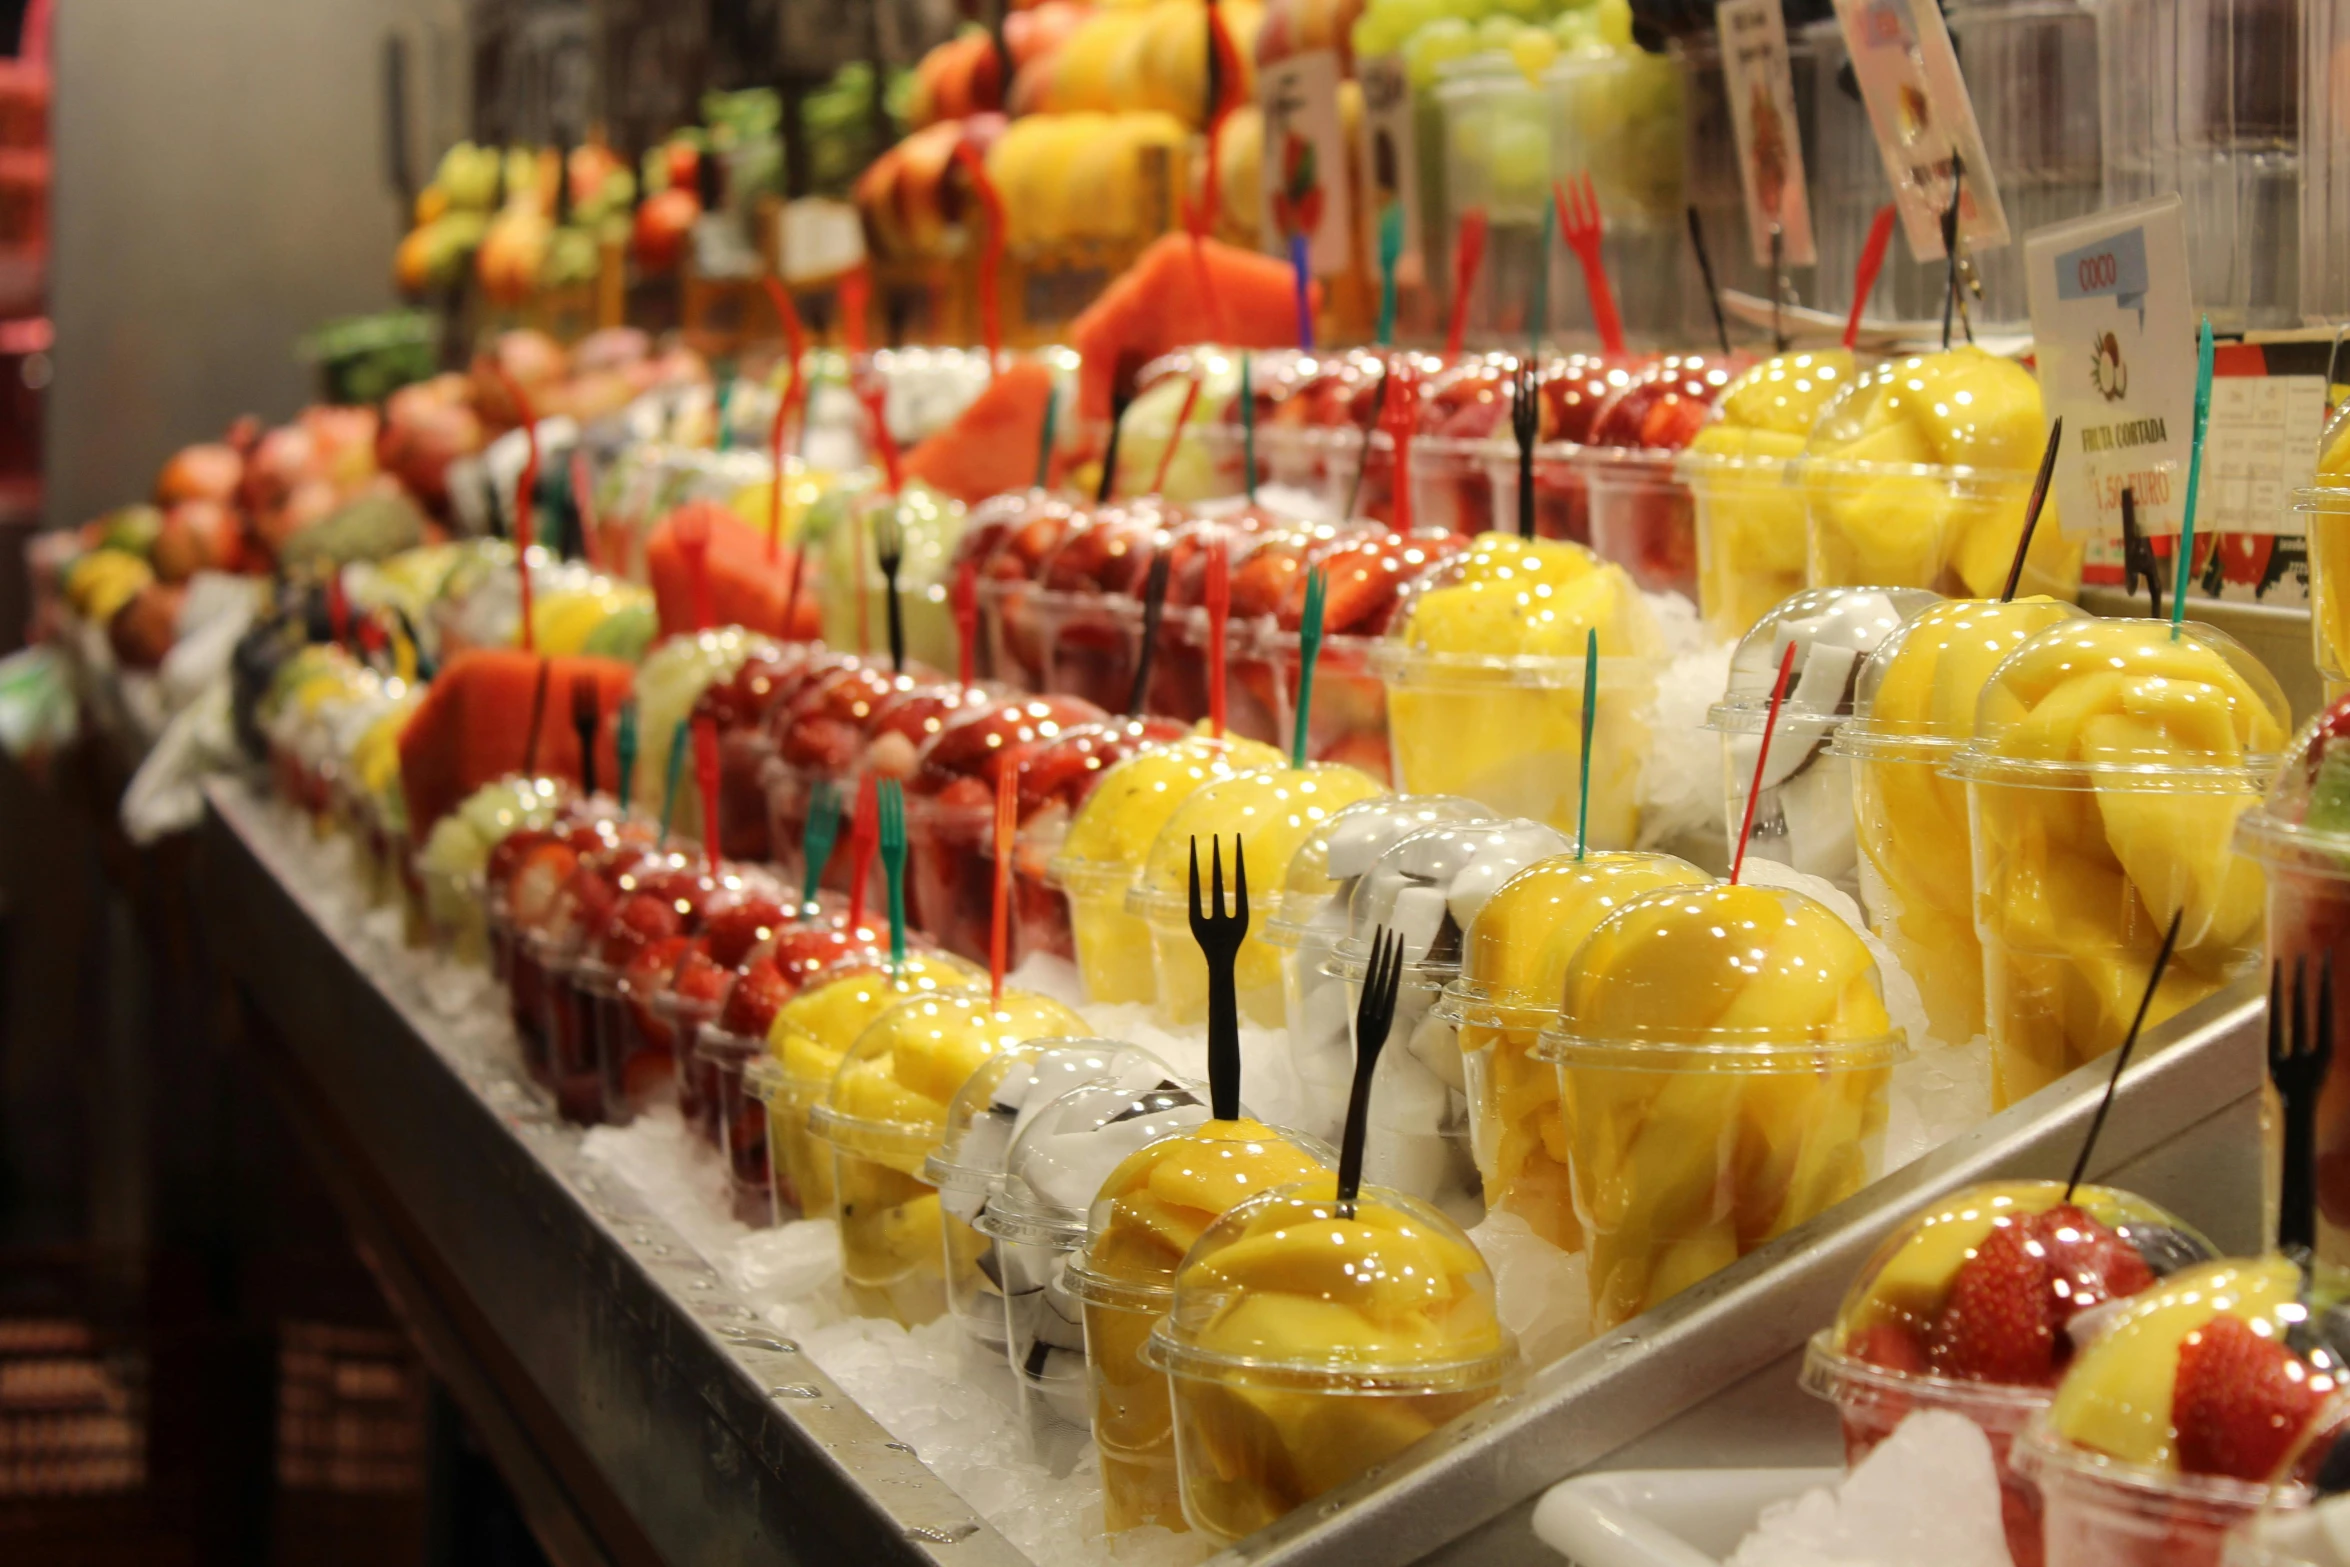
[1486, 112, 1552, 209]
[1508, 25, 1560, 79]
[1489, 0, 1549, 16]
[1354, 10, 1402, 54]
[1403, 15, 1478, 86]
[1476, 13, 1522, 46]
[1379, 0, 1448, 30]
[1450, 0, 1498, 20]
[1596, 0, 1635, 47]
[1550, 8, 1602, 47]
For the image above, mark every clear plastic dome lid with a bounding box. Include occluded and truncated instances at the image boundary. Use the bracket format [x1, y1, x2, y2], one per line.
[1261, 795, 1491, 951]
[767, 952, 986, 1093]
[1710, 586, 1942, 738]
[1540, 882, 1904, 1066]
[1694, 348, 1865, 449]
[2242, 700, 2350, 868]
[1803, 346, 2053, 476]
[1816, 1180, 2214, 1390]
[1050, 732, 1287, 884]
[1013, 717, 1190, 868]
[1149, 1178, 1511, 1387]
[1071, 1118, 1334, 1308]
[1839, 597, 2090, 758]
[1444, 851, 1712, 1022]
[2034, 1255, 2350, 1486]
[926, 1038, 1171, 1209]
[1378, 533, 1665, 680]
[1131, 764, 1390, 921]
[1954, 618, 2291, 787]
[1332, 819, 1574, 986]
[982, 1072, 1221, 1247]
[812, 989, 1092, 1164]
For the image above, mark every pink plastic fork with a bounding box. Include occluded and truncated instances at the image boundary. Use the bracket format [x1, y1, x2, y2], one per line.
[1554, 173, 1625, 357]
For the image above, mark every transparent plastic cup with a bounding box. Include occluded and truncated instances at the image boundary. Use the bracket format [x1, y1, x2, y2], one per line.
[2018, 1254, 2343, 1567]
[1014, 719, 1187, 971]
[1129, 764, 1389, 1030]
[1050, 732, 1288, 1006]
[1796, 348, 2083, 600]
[1954, 620, 2289, 1107]
[979, 1070, 1207, 1469]
[1581, 449, 1699, 602]
[1801, 1179, 2217, 1567]
[762, 952, 984, 1219]
[700, 1023, 774, 1227]
[2219, 1398, 2350, 1565]
[2237, 700, 2350, 1263]
[1836, 596, 2089, 1048]
[1325, 819, 1574, 1224]
[924, 1039, 1169, 1362]
[1441, 850, 1711, 1253]
[2301, 486, 2350, 686]
[550, 952, 619, 1126]
[809, 990, 1091, 1328]
[1378, 535, 1664, 850]
[1685, 453, 1806, 642]
[1147, 1180, 1514, 1545]
[1684, 349, 1868, 642]
[1067, 1118, 1332, 1534]
[1709, 586, 1938, 901]
[1264, 796, 1493, 1147]
[1538, 882, 1905, 1331]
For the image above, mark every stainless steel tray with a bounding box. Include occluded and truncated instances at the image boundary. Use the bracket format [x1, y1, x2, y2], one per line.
[201, 779, 2266, 1567]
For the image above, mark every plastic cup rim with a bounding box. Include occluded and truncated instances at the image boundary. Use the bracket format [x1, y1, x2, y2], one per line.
[1798, 1329, 2054, 1415]
[1535, 1022, 1909, 1073]
[1141, 1324, 1516, 1394]
[2009, 1418, 2305, 1513]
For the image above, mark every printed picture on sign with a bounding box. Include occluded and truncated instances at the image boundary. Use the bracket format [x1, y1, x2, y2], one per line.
[2091, 332, 2127, 402]
[1274, 131, 1325, 244]
[1750, 81, 1789, 222]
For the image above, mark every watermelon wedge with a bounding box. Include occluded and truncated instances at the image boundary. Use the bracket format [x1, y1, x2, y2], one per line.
[645, 501, 823, 641]
[398, 648, 636, 832]
[1071, 234, 1318, 425]
[901, 359, 1061, 505]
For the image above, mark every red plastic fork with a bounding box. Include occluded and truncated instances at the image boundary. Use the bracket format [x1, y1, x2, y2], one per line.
[1554, 174, 1624, 357]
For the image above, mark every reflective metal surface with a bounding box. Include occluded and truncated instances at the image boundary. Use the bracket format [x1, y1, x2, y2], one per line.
[200, 781, 1030, 1567]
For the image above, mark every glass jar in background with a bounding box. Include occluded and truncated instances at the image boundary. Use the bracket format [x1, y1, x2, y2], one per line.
[1437, 53, 1553, 347]
[2100, 0, 2301, 329]
[2302, 0, 2350, 322]
[1546, 48, 1688, 346]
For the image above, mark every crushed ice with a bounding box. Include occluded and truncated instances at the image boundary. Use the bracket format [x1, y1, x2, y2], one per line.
[1726, 1410, 2013, 1567]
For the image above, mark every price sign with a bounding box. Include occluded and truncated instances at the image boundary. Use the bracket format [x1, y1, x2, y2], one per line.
[2026, 197, 2192, 540]
[1716, 0, 1814, 268]
[1259, 50, 1354, 276]
[1354, 55, 1424, 286]
[1831, 0, 2007, 261]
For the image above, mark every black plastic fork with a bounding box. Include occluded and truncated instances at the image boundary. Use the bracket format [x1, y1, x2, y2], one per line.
[1512, 363, 1539, 541]
[2271, 954, 2335, 1255]
[1188, 835, 1250, 1121]
[875, 506, 906, 675]
[1337, 926, 1404, 1213]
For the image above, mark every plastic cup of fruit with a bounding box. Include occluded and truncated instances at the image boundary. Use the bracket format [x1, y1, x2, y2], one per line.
[1800, 1179, 2216, 1567]
[1834, 597, 2091, 1049]
[2223, 1402, 2350, 1566]
[904, 696, 1108, 966]
[924, 1039, 1171, 1368]
[975, 495, 1085, 691]
[1264, 796, 1494, 1147]
[531, 843, 665, 1123]
[1029, 505, 1171, 715]
[1050, 732, 1289, 1007]
[1255, 529, 1469, 784]
[2304, 485, 2350, 688]
[980, 1073, 1216, 1469]
[1138, 516, 1275, 724]
[1797, 348, 2084, 600]
[1223, 524, 1366, 753]
[758, 951, 981, 1219]
[1577, 353, 1743, 602]
[1375, 534, 1664, 850]
[695, 957, 798, 1226]
[1951, 619, 2289, 1109]
[2010, 1256, 2343, 1567]
[809, 989, 1091, 1327]
[1128, 763, 1390, 1030]
[1324, 819, 1574, 1224]
[1536, 882, 1907, 1332]
[1146, 1177, 1514, 1543]
[1708, 587, 1938, 901]
[2237, 701, 2350, 1255]
[1440, 850, 1711, 1253]
[1066, 1118, 1332, 1534]
[1681, 348, 1866, 642]
[1013, 718, 1187, 968]
[814, 483, 968, 675]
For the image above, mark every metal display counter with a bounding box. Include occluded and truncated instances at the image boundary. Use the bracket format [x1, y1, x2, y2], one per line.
[199, 777, 2268, 1567]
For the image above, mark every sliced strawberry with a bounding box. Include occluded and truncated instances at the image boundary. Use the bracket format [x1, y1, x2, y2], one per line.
[703, 898, 789, 969]
[1849, 1322, 1929, 1375]
[717, 959, 793, 1039]
[1928, 1216, 2061, 1384]
[2173, 1313, 2333, 1481]
[2037, 1203, 2155, 1333]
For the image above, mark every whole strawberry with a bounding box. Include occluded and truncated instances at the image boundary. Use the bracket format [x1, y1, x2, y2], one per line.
[2173, 1314, 2335, 1481]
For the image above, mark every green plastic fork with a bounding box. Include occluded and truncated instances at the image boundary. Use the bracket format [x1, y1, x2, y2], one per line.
[800, 779, 841, 921]
[878, 778, 909, 978]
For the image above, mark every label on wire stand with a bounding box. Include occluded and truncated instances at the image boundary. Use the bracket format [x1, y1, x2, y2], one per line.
[1831, 0, 2009, 262]
[1717, 0, 1815, 269]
